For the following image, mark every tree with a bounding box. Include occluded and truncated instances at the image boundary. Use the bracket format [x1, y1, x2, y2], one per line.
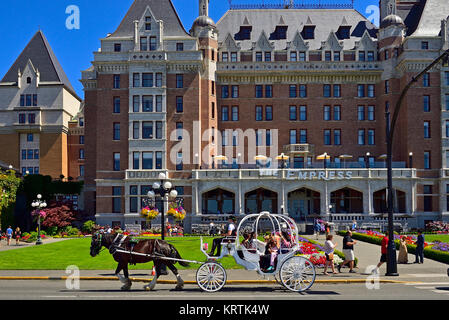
[41, 201, 76, 228]
[0, 169, 21, 230]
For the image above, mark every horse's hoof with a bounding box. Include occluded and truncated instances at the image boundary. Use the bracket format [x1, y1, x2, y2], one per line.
[144, 285, 154, 291]
[174, 285, 184, 291]
[121, 285, 131, 291]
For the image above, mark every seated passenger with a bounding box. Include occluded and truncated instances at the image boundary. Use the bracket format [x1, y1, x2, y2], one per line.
[280, 230, 292, 254]
[259, 235, 278, 273]
[241, 231, 257, 253]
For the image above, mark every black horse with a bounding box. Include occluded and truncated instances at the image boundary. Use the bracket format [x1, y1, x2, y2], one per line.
[90, 232, 189, 291]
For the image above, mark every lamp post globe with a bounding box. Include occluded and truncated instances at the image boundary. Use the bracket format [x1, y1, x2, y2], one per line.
[164, 181, 172, 190]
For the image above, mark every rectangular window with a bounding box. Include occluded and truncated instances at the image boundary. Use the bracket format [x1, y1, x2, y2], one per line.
[265, 106, 273, 121]
[231, 106, 239, 121]
[333, 84, 341, 97]
[150, 37, 157, 51]
[133, 73, 140, 87]
[26, 149, 33, 159]
[256, 130, 262, 146]
[231, 85, 239, 98]
[445, 72, 449, 86]
[385, 80, 390, 94]
[325, 51, 332, 61]
[359, 51, 366, 61]
[423, 73, 430, 87]
[142, 122, 153, 139]
[367, 51, 375, 61]
[142, 96, 153, 112]
[289, 85, 297, 98]
[266, 129, 272, 146]
[368, 129, 375, 145]
[358, 106, 365, 121]
[446, 121, 449, 138]
[156, 121, 163, 139]
[255, 85, 263, 98]
[133, 152, 140, 170]
[156, 95, 162, 112]
[113, 97, 120, 113]
[423, 95, 430, 112]
[133, 122, 139, 139]
[156, 73, 162, 87]
[231, 52, 237, 62]
[79, 118, 84, 127]
[367, 84, 375, 97]
[358, 84, 365, 98]
[140, 37, 148, 51]
[222, 52, 228, 62]
[358, 129, 365, 145]
[334, 129, 341, 145]
[221, 86, 229, 98]
[289, 106, 297, 121]
[324, 130, 331, 145]
[299, 106, 307, 121]
[142, 152, 153, 169]
[19, 114, 25, 124]
[424, 151, 431, 169]
[299, 129, 307, 144]
[334, 51, 341, 61]
[176, 96, 183, 113]
[112, 187, 122, 213]
[33, 150, 39, 160]
[424, 121, 430, 138]
[176, 152, 183, 170]
[130, 186, 138, 213]
[323, 84, 331, 97]
[156, 152, 162, 169]
[324, 106, 331, 121]
[367, 106, 375, 121]
[299, 51, 306, 61]
[113, 153, 120, 171]
[176, 122, 183, 140]
[290, 130, 297, 144]
[79, 165, 84, 177]
[290, 51, 297, 61]
[27, 133, 34, 142]
[176, 74, 183, 88]
[222, 130, 228, 146]
[26, 94, 32, 106]
[113, 75, 120, 89]
[113, 123, 120, 140]
[255, 106, 263, 121]
[32, 94, 37, 106]
[142, 73, 153, 87]
[265, 85, 273, 98]
[421, 41, 429, 50]
[20, 95, 25, 106]
[79, 149, 85, 159]
[221, 106, 229, 121]
[176, 42, 184, 51]
[264, 52, 271, 62]
[28, 114, 35, 124]
[255, 52, 262, 62]
[133, 96, 140, 112]
[145, 17, 152, 30]
[298, 84, 306, 98]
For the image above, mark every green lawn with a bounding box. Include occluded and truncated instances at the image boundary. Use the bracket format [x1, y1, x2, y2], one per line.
[0, 237, 242, 270]
[417, 234, 449, 243]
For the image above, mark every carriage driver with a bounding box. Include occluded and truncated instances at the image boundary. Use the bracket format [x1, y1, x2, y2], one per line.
[209, 216, 237, 257]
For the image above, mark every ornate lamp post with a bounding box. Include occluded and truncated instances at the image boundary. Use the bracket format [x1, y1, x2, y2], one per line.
[31, 194, 47, 245]
[147, 173, 181, 240]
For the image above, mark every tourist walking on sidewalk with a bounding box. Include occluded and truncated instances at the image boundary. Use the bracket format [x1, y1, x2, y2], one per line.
[338, 230, 357, 273]
[6, 226, 13, 246]
[414, 230, 425, 264]
[323, 234, 338, 275]
[372, 235, 389, 274]
[14, 227, 21, 246]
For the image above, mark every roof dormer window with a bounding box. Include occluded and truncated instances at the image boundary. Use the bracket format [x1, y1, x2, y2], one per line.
[235, 26, 252, 40]
[337, 26, 351, 39]
[270, 26, 288, 40]
[145, 17, 151, 31]
[27, 77, 31, 84]
[302, 26, 315, 40]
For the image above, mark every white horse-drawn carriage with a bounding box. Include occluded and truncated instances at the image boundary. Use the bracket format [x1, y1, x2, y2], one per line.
[196, 212, 316, 292]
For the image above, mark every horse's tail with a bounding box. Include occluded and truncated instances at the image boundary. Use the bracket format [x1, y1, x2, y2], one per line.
[171, 244, 189, 267]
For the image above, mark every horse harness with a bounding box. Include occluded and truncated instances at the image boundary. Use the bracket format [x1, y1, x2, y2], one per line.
[109, 234, 139, 264]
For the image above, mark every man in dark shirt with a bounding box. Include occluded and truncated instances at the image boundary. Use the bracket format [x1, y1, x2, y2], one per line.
[414, 230, 425, 264]
[209, 216, 237, 257]
[338, 230, 357, 273]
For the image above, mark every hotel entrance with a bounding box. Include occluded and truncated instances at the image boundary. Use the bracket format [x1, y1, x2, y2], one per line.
[288, 188, 321, 220]
[245, 188, 278, 214]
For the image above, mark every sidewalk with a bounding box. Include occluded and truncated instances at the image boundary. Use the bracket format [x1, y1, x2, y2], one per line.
[0, 233, 446, 284]
[0, 238, 70, 252]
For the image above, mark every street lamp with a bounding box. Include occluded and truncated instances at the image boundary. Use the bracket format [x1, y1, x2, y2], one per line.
[409, 152, 413, 169]
[366, 152, 371, 169]
[31, 194, 47, 245]
[385, 48, 449, 276]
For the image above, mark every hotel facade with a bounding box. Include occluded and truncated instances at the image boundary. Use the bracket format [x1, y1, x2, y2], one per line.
[81, 0, 449, 230]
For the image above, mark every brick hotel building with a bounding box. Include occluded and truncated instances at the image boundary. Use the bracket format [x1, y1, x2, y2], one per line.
[80, 0, 449, 230]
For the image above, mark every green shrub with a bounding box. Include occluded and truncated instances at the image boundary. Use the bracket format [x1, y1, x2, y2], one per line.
[45, 226, 58, 236]
[67, 227, 80, 237]
[82, 220, 96, 234]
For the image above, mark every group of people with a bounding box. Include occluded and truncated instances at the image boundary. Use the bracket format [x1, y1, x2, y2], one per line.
[314, 220, 331, 239]
[322, 229, 427, 276]
[166, 223, 183, 237]
[0, 226, 21, 246]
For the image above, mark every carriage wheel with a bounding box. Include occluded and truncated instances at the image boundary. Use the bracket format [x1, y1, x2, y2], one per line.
[196, 262, 227, 292]
[279, 256, 316, 292]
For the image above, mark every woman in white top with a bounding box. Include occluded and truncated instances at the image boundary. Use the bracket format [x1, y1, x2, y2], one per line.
[323, 234, 338, 275]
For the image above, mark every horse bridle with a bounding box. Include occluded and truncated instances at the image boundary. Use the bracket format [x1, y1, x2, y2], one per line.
[92, 232, 106, 255]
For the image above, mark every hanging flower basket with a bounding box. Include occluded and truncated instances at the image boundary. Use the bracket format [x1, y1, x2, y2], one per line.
[167, 205, 186, 221]
[32, 210, 47, 222]
[140, 207, 159, 221]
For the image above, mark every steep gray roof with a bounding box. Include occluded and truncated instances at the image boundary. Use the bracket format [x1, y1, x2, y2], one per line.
[216, 9, 377, 51]
[1, 31, 77, 96]
[110, 0, 190, 38]
[409, 0, 449, 37]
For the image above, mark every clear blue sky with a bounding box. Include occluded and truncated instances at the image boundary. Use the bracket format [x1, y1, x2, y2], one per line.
[0, 0, 379, 99]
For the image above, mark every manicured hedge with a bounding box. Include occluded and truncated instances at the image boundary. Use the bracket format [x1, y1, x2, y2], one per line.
[338, 231, 449, 265]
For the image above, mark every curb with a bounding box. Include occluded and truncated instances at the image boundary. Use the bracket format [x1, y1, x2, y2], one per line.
[0, 276, 421, 285]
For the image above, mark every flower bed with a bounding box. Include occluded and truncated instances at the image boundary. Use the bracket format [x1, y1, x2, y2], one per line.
[296, 236, 348, 267]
